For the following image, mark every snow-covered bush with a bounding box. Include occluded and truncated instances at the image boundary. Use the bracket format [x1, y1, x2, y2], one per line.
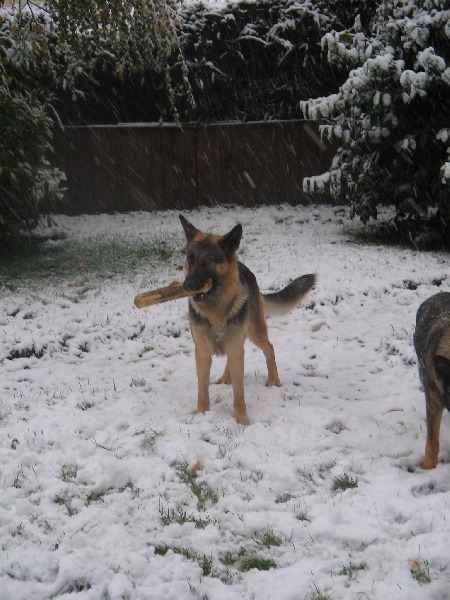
[2, 1, 378, 127]
[172, 0, 379, 122]
[0, 87, 64, 244]
[51, 0, 193, 121]
[55, 0, 378, 124]
[177, 0, 341, 122]
[0, 8, 64, 245]
[0, 0, 189, 243]
[301, 0, 450, 248]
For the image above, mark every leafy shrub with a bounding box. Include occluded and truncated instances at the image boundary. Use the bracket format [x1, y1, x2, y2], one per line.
[0, 14, 64, 245]
[177, 0, 344, 123]
[302, 0, 450, 248]
[0, 0, 190, 244]
[49, 0, 193, 123]
[57, 0, 379, 124]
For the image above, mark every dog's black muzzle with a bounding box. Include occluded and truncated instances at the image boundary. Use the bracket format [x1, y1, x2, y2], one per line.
[183, 272, 216, 302]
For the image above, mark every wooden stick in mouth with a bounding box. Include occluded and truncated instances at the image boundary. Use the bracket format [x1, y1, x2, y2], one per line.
[134, 279, 213, 309]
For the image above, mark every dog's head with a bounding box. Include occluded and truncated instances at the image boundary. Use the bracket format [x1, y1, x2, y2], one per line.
[179, 214, 242, 302]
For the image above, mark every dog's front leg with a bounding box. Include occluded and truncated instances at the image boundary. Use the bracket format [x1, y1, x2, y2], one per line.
[226, 347, 249, 425]
[195, 345, 212, 414]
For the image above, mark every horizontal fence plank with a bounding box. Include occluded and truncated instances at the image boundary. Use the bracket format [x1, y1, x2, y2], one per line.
[52, 121, 334, 214]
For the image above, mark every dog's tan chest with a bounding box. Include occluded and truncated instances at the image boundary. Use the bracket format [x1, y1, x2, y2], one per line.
[195, 319, 231, 356]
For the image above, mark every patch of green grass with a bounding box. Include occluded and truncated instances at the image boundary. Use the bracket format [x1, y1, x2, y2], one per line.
[54, 491, 78, 516]
[58, 578, 92, 594]
[410, 561, 431, 584]
[159, 503, 215, 529]
[219, 567, 234, 585]
[431, 277, 445, 287]
[60, 464, 78, 482]
[1, 232, 66, 281]
[0, 232, 179, 286]
[136, 428, 165, 453]
[221, 551, 238, 567]
[344, 221, 413, 250]
[155, 536, 279, 582]
[296, 512, 310, 522]
[240, 468, 264, 483]
[153, 545, 213, 576]
[258, 531, 282, 548]
[86, 490, 106, 505]
[13, 466, 27, 489]
[275, 492, 296, 504]
[307, 584, 331, 600]
[77, 400, 94, 411]
[403, 279, 419, 290]
[11, 523, 24, 537]
[340, 562, 368, 579]
[200, 554, 213, 577]
[92, 439, 117, 453]
[119, 481, 141, 499]
[221, 547, 277, 573]
[7, 345, 46, 360]
[332, 473, 358, 492]
[239, 556, 277, 572]
[175, 462, 218, 510]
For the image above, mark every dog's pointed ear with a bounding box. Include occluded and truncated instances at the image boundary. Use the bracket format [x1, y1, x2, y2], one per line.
[179, 214, 200, 243]
[218, 224, 243, 259]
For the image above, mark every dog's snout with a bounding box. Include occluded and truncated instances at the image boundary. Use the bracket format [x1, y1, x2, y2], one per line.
[183, 274, 205, 292]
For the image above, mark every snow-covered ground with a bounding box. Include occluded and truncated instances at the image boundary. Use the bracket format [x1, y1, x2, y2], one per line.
[1, 204, 449, 600]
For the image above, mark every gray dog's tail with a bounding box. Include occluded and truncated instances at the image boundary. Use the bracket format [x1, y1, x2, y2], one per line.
[263, 274, 316, 317]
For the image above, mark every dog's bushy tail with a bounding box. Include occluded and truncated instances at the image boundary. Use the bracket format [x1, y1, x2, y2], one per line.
[263, 274, 316, 317]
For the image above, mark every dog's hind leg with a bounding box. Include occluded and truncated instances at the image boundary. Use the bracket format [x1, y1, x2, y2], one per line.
[216, 361, 232, 385]
[195, 346, 212, 414]
[260, 339, 281, 388]
[249, 326, 281, 387]
[422, 390, 444, 469]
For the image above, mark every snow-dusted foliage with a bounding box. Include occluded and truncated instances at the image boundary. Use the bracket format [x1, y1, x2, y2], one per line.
[51, 0, 377, 124]
[52, 0, 193, 117]
[177, 0, 378, 122]
[302, 0, 450, 247]
[0, 8, 64, 244]
[0, 0, 189, 243]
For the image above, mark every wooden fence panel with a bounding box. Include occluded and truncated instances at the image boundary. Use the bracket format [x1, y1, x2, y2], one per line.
[52, 121, 334, 214]
[280, 122, 307, 205]
[90, 129, 123, 213]
[196, 126, 222, 206]
[55, 128, 94, 213]
[121, 128, 164, 211]
[220, 123, 276, 206]
[160, 128, 197, 210]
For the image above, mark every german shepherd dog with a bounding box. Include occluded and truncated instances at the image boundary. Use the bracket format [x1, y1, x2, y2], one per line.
[179, 214, 316, 425]
[414, 292, 450, 469]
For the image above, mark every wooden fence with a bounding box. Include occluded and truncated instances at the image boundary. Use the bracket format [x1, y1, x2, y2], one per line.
[52, 120, 334, 214]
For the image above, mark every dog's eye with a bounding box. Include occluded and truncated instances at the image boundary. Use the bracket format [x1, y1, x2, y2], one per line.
[187, 253, 194, 265]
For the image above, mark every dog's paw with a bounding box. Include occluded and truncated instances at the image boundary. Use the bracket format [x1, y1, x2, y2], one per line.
[421, 458, 438, 470]
[197, 400, 211, 414]
[215, 376, 232, 385]
[236, 414, 250, 426]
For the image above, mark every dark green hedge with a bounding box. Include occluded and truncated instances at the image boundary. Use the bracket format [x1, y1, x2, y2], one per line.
[302, 0, 450, 248]
[58, 0, 379, 125]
